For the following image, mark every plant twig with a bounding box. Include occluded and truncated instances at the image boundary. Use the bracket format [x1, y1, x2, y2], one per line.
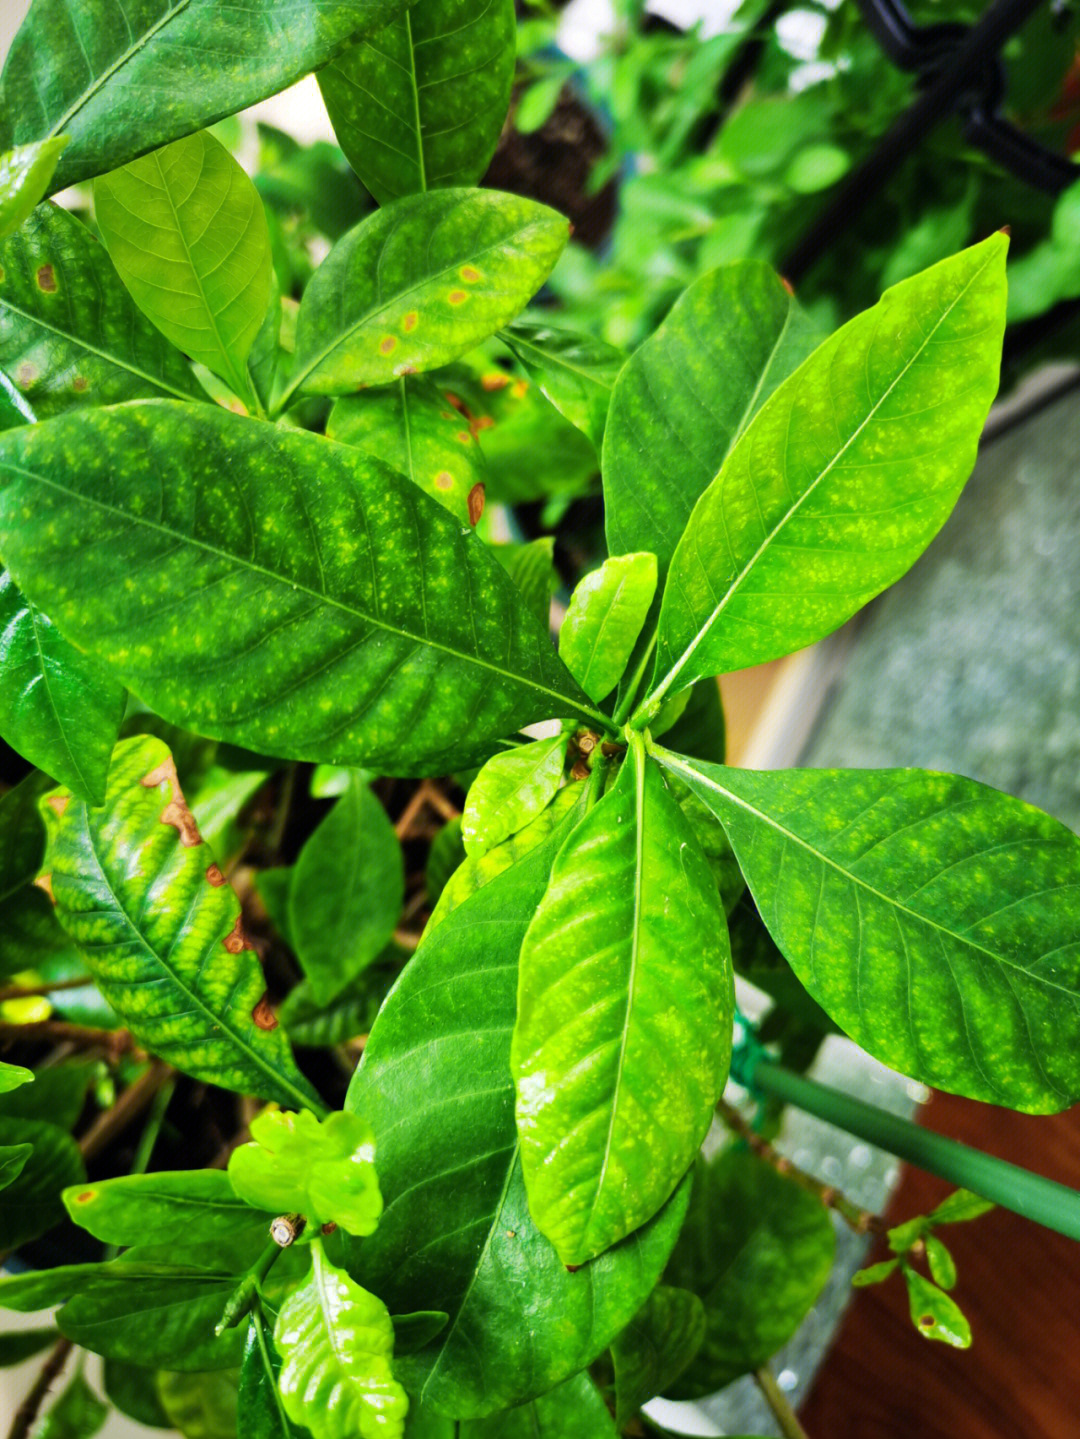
[77, 1060, 175, 1163]
[754, 1365, 810, 1439]
[7, 1336, 73, 1439]
[0, 1020, 140, 1058]
[0, 976, 94, 1003]
[718, 1098, 885, 1235]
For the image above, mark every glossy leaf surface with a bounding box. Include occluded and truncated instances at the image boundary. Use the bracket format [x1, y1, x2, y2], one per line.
[0, 772, 78, 977]
[156, 1369, 240, 1437]
[0, 1059, 92, 1130]
[0, 1062, 33, 1095]
[0, 1116, 85, 1248]
[657, 753, 1080, 1112]
[63, 1170, 275, 1250]
[0, 0, 410, 192]
[0, 139, 69, 238]
[284, 189, 568, 402]
[274, 1241, 409, 1439]
[34, 1370, 108, 1439]
[464, 1372, 618, 1437]
[319, 0, 515, 205]
[41, 735, 320, 1109]
[228, 1109, 382, 1237]
[903, 1266, 971, 1348]
[603, 260, 817, 576]
[611, 1285, 706, 1427]
[665, 1148, 835, 1396]
[347, 813, 691, 1416]
[647, 236, 1008, 712]
[0, 569, 125, 802]
[288, 772, 403, 1006]
[0, 403, 599, 774]
[559, 553, 657, 704]
[501, 319, 623, 449]
[0, 202, 204, 421]
[95, 131, 272, 401]
[461, 735, 568, 856]
[513, 747, 733, 1266]
[239, 1309, 303, 1439]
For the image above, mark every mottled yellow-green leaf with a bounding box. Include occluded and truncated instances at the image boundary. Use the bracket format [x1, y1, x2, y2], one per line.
[461, 735, 569, 856]
[558, 552, 657, 703]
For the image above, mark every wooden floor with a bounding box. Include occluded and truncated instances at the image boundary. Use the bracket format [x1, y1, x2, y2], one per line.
[799, 1091, 1080, 1439]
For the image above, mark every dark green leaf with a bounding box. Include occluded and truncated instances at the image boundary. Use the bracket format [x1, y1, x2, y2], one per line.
[0, 1061, 91, 1128]
[156, 1369, 240, 1438]
[33, 1369, 108, 1439]
[603, 260, 818, 577]
[0, 569, 125, 803]
[513, 746, 733, 1265]
[0, 202, 205, 419]
[665, 1148, 835, 1396]
[0, 772, 80, 977]
[611, 1286, 706, 1428]
[319, 0, 515, 205]
[500, 320, 623, 450]
[104, 1360, 172, 1429]
[924, 1235, 957, 1291]
[646, 236, 1008, 715]
[425, 817, 464, 907]
[558, 554, 657, 704]
[659, 679, 725, 765]
[0, 1262, 110, 1313]
[489, 540, 559, 631]
[393, 1311, 449, 1355]
[0, 1142, 32, 1189]
[0, 403, 602, 774]
[0, 1327, 57, 1367]
[283, 190, 569, 404]
[655, 753, 1080, 1113]
[0, 0, 411, 192]
[347, 805, 691, 1416]
[902, 1266, 971, 1348]
[95, 132, 272, 404]
[63, 1170, 275, 1250]
[461, 736, 568, 856]
[288, 773, 403, 1006]
[0, 139, 69, 239]
[277, 957, 402, 1049]
[239, 1308, 303, 1439]
[463, 1372, 617, 1437]
[727, 894, 837, 1033]
[41, 734, 321, 1109]
[0, 1117, 85, 1249]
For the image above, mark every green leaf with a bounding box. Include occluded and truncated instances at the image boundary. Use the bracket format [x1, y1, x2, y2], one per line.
[274, 1240, 409, 1439]
[156, 1369, 240, 1438]
[0, 1117, 85, 1248]
[41, 734, 321, 1110]
[104, 1360, 172, 1429]
[0, 0, 411, 193]
[0, 1263, 110, 1313]
[239, 1308, 303, 1439]
[645, 236, 1008, 715]
[393, 1312, 449, 1355]
[0, 1142, 33, 1189]
[902, 1266, 971, 1348]
[0, 403, 602, 775]
[0, 139, 69, 239]
[228, 1110, 382, 1237]
[664, 1148, 836, 1396]
[659, 679, 725, 765]
[924, 1235, 957, 1291]
[0, 1327, 57, 1367]
[654, 753, 1080, 1113]
[348, 795, 693, 1416]
[288, 773, 403, 1007]
[95, 131, 272, 404]
[328, 379, 487, 525]
[283, 190, 569, 404]
[0, 1062, 34, 1095]
[611, 1286, 707, 1428]
[278, 958, 401, 1049]
[0, 202, 204, 421]
[0, 1062, 92, 1129]
[463, 1373, 617, 1437]
[63, 1170, 275, 1250]
[513, 745, 733, 1266]
[500, 320, 623, 450]
[0, 772, 80, 978]
[931, 1189, 995, 1226]
[425, 817, 464, 907]
[33, 1369, 108, 1439]
[0, 569, 125, 803]
[319, 0, 516, 206]
[852, 1258, 899, 1287]
[558, 553, 657, 704]
[461, 735, 568, 856]
[489, 540, 559, 631]
[603, 260, 818, 578]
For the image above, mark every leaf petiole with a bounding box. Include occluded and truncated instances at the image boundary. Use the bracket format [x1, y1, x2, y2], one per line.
[215, 1239, 287, 1335]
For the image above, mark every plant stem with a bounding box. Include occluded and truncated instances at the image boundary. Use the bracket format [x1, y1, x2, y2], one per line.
[102, 1076, 176, 1261]
[77, 1059, 175, 1163]
[0, 976, 93, 1003]
[750, 1056, 1080, 1243]
[0, 1019, 139, 1055]
[216, 1240, 285, 1334]
[6, 1336, 73, 1439]
[754, 1366, 810, 1439]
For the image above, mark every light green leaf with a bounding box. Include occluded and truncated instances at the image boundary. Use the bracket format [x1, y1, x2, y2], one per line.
[328, 379, 487, 525]
[103, 1360, 172, 1429]
[239, 1308, 303, 1439]
[288, 773, 403, 1006]
[0, 402, 602, 775]
[274, 1240, 408, 1439]
[513, 746, 732, 1266]
[851, 1258, 899, 1287]
[228, 1109, 382, 1237]
[0, 139, 69, 239]
[95, 131, 271, 404]
[903, 1266, 971, 1348]
[489, 539, 559, 631]
[346, 806, 692, 1416]
[63, 1170, 275, 1250]
[603, 260, 818, 577]
[461, 735, 568, 856]
[654, 752, 1080, 1113]
[611, 1286, 707, 1428]
[41, 734, 321, 1110]
[559, 553, 657, 703]
[924, 1235, 957, 1291]
[33, 1369, 108, 1439]
[931, 1189, 995, 1225]
[0, 1142, 33, 1190]
[0, 1262, 112, 1313]
[319, 0, 516, 205]
[500, 319, 624, 450]
[0, 202, 204, 420]
[463, 1372, 617, 1437]
[0, 569, 125, 803]
[282, 189, 569, 404]
[645, 235, 1008, 715]
[0, 0, 410, 193]
[0, 1061, 33, 1094]
[156, 1369, 240, 1438]
[0, 1117, 85, 1248]
[664, 1148, 836, 1396]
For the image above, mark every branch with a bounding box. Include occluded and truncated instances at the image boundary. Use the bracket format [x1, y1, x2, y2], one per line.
[77, 1059, 175, 1163]
[0, 1019, 140, 1058]
[6, 1337, 73, 1439]
[754, 1366, 810, 1439]
[0, 976, 93, 1003]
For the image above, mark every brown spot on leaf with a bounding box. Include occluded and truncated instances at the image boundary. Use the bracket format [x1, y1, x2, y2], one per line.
[403, 311, 419, 332]
[920, 1314, 935, 1327]
[141, 757, 203, 846]
[445, 392, 465, 412]
[460, 266, 480, 283]
[448, 289, 468, 305]
[379, 334, 398, 355]
[206, 863, 226, 887]
[72, 375, 89, 392]
[999, 224, 1011, 237]
[252, 993, 278, 1030]
[36, 264, 57, 292]
[397, 364, 417, 376]
[321, 1221, 338, 1236]
[16, 362, 37, 388]
[481, 372, 510, 392]
[223, 915, 254, 954]
[456, 430, 471, 444]
[780, 275, 795, 297]
[75, 1190, 96, 1204]
[472, 415, 494, 434]
[565, 1263, 582, 1273]
[434, 470, 454, 492]
[467, 483, 485, 526]
[46, 794, 69, 817]
[34, 873, 55, 902]
[0, 264, 5, 283]
[512, 380, 528, 399]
